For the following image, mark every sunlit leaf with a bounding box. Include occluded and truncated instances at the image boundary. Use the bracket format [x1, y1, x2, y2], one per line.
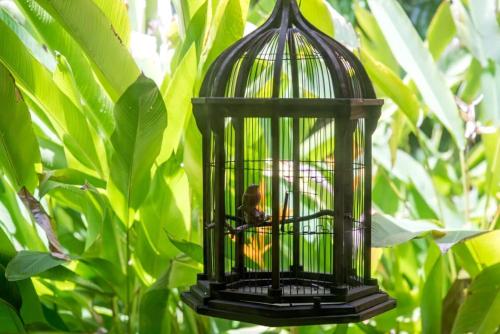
[299, 0, 335, 38]
[92, 0, 131, 46]
[427, 1, 456, 60]
[48, 185, 104, 251]
[137, 161, 190, 275]
[0, 63, 41, 192]
[479, 62, 500, 125]
[140, 267, 171, 334]
[33, 0, 140, 100]
[468, 0, 500, 64]
[14, 0, 115, 136]
[159, 46, 197, 161]
[0, 19, 103, 175]
[421, 247, 445, 334]
[465, 230, 500, 268]
[368, 0, 465, 149]
[201, 0, 249, 72]
[107, 75, 167, 224]
[354, 3, 399, 72]
[361, 50, 420, 125]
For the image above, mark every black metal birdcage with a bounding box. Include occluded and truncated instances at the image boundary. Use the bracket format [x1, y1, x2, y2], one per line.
[182, 0, 395, 326]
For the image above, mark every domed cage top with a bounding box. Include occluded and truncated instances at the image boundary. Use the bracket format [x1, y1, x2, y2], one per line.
[182, 0, 395, 326]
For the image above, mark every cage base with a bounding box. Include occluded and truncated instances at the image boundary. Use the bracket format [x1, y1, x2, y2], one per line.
[182, 287, 395, 326]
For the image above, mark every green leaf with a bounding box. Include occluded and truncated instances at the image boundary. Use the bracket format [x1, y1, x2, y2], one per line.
[368, 0, 465, 149]
[372, 213, 482, 248]
[48, 185, 104, 251]
[201, 0, 249, 72]
[168, 258, 201, 288]
[469, 0, 500, 64]
[5, 251, 67, 281]
[427, 1, 456, 60]
[182, 115, 204, 206]
[0, 299, 26, 334]
[167, 235, 203, 264]
[453, 243, 482, 278]
[354, 3, 399, 72]
[14, 0, 115, 136]
[374, 146, 461, 225]
[450, 1, 487, 66]
[0, 19, 103, 175]
[39, 265, 105, 294]
[0, 263, 22, 314]
[39, 168, 106, 197]
[107, 75, 168, 224]
[0, 228, 16, 267]
[299, 0, 335, 37]
[140, 267, 171, 334]
[452, 264, 500, 334]
[0, 63, 40, 192]
[479, 62, 500, 125]
[460, 58, 483, 103]
[483, 129, 500, 197]
[159, 46, 197, 161]
[137, 161, 190, 275]
[442, 278, 470, 334]
[33, 0, 140, 100]
[421, 249, 445, 334]
[361, 50, 420, 125]
[0, 8, 55, 71]
[92, 0, 131, 46]
[329, 5, 358, 49]
[465, 230, 500, 268]
[16, 279, 46, 327]
[170, 1, 207, 70]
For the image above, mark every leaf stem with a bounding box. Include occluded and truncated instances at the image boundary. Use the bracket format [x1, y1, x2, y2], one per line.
[459, 150, 470, 224]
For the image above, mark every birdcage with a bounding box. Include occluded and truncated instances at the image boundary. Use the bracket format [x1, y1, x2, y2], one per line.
[182, 0, 395, 326]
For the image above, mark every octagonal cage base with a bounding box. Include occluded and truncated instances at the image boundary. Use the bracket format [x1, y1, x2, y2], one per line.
[182, 280, 396, 327]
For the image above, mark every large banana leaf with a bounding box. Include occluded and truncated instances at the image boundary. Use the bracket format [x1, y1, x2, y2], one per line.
[32, 0, 140, 100]
[13, 0, 115, 135]
[107, 75, 168, 224]
[0, 19, 103, 175]
[361, 50, 420, 125]
[0, 64, 40, 192]
[159, 46, 197, 161]
[200, 0, 249, 73]
[368, 0, 465, 149]
[92, 0, 131, 46]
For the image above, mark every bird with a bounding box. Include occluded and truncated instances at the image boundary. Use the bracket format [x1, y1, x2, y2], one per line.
[238, 184, 267, 225]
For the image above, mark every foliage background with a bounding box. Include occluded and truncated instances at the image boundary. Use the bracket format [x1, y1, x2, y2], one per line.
[0, 0, 499, 333]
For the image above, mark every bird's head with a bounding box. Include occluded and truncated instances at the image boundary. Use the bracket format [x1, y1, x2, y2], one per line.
[246, 184, 260, 193]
